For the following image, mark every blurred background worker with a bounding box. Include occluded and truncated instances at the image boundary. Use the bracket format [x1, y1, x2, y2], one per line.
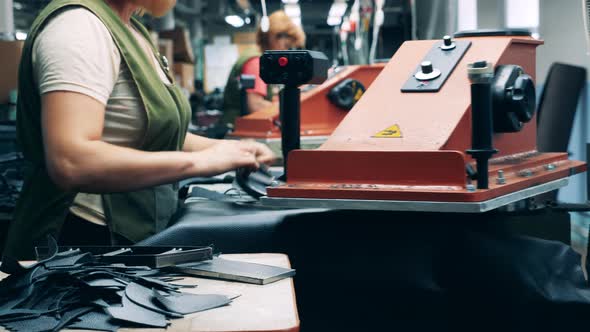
[221, 10, 306, 128]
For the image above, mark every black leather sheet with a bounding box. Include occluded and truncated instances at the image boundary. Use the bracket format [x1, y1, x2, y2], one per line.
[0, 237, 234, 331]
[152, 289, 231, 314]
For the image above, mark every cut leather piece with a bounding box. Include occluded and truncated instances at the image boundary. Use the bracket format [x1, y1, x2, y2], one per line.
[0, 313, 43, 324]
[0, 296, 23, 312]
[67, 310, 121, 332]
[168, 283, 198, 288]
[159, 277, 184, 282]
[31, 268, 59, 284]
[50, 306, 94, 332]
[44, 252, 95, 268]
[0, 235, 59, 275]
[91, 299, 111, 308]
[0, 308, 54, 319]
[96, 264, 152, 271]
[0, 314, 59, 332]
[133, 276, 179, 291]
[82, 270, 130, 279]
[0, 276, 41, 311]
[51, 289, 75, 311]
[126, 269, 164, 277]
[16, 281, 56, 309]
[107, 294, 168, 328]
[0, 265, 44, 298]
[85, 278, 128, 288]
[54, 289, 80, 312]
[93, 270, 177, 292]
[152, 289, 231, 315]
[125, 282, 183, 318]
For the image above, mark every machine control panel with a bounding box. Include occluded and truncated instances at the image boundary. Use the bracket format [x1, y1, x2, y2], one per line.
[401, 38, 471, 93]
[260, 50, 330, 86]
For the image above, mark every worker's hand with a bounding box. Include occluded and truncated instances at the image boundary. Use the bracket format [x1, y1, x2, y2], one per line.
[240, 140, 276, 165]
[193, 140, 261, 177]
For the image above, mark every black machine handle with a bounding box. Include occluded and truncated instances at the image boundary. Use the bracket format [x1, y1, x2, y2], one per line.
[239, 74, 256, 117]
[466, 61, 498, 190]
[259, 50, 329, 179]
[279, 86, 301, 173]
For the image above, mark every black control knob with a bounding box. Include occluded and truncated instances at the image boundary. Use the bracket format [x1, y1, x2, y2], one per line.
[472, 60, 488, 68]
[414, 61, 441, 81]
[441, 35, 456, 51]
[421, 61, 433, 74]
[492, 65, 536, 133]
[328, 78, 366, 110]
[510, 74, 535, 122]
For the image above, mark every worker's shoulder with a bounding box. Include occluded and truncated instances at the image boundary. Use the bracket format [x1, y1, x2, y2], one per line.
[38, 6, 110, 40]
[34, 6, 117, 63]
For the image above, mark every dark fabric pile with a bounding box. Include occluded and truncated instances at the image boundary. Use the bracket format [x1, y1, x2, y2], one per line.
[0, 239, 233, 332]
[0, 152, 23, 214]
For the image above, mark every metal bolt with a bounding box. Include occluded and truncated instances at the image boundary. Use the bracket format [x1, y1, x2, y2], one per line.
[496, 170, 506, 185]
[466, 184, 476, 192]
[440, 35, 456, 50]
[544, 163, 556, 171]
[161, 55, 170, 72]
[519, 169, 533, 177]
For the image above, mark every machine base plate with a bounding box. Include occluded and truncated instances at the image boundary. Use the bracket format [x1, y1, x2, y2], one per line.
[261, 178, 569, 213]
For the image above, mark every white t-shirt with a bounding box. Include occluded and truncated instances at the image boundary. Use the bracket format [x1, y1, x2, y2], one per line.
[32, 7, 171, 225]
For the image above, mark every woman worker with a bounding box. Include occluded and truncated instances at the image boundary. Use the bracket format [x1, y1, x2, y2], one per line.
[221, 10, 306, 127]
[4, 0, 275, 259]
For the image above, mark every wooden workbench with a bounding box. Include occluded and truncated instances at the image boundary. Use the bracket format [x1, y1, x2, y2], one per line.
[0, 253, 299, 332]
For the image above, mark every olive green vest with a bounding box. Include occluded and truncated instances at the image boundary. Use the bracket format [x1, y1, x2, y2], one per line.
[4, 0, 191, 259]
[221, 50, 272, 126]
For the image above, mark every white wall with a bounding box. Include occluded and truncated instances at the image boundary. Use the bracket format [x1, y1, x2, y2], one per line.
[0, 0, 14, 38]
[537, 0, 589, 82]
[476, 0, 504, 28]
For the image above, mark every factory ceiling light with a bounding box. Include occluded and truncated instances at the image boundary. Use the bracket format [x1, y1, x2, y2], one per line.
[327, 16, 342, 26]
[224, 0, 256, 28]
[225, 14, 245, 27]
[326, 0, 347, 26]
[328, 0, 348, 18]
[284, 4, 301, 17]
[283, 3, 301, 26]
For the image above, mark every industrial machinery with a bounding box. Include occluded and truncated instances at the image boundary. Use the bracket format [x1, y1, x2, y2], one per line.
[261, 30, 587, 213]
[227, 63, 385, 153]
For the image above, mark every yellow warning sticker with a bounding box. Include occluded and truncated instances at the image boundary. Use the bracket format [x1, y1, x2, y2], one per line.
[373, 124, 402, 138]
[353, 88, 363, 101]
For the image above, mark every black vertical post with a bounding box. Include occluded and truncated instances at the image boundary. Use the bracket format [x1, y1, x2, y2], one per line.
[280, 86, 301, 180]
[238, 74, 256, 117]
[239, 88, 249, 116]
[466, 61, 498, 189]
